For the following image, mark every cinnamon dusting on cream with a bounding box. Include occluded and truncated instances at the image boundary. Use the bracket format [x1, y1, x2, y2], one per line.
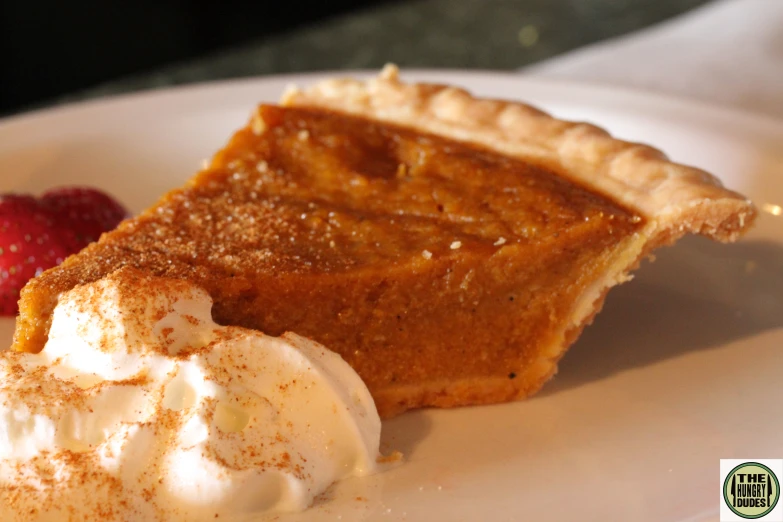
[0, 268, 385, 521]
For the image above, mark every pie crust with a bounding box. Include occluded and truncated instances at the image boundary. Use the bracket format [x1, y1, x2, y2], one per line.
[283, 65, 753, 243]
[279, 65, 756, 414]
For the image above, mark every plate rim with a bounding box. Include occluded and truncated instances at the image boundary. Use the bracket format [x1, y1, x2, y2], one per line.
[2, 68, 782, 137]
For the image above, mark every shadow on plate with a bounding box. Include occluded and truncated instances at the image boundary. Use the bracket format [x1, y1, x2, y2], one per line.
[0, 319, 16, 351]
[380, 410, 433, 458]
[541, 236, 783, 395]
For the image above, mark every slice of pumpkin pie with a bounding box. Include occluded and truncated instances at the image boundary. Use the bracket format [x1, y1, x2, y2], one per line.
[12, 66, 755, 417]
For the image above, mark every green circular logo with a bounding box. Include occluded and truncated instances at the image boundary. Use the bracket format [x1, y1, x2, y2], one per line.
[723, 462, 780, 519]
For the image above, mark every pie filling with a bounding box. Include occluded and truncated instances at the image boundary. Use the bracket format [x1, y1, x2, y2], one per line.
[14, 105, 646, 416]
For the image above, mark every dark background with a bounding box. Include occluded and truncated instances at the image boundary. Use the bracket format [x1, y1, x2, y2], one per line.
[1, 0, 713, 115]
[1, 0, 394, 112]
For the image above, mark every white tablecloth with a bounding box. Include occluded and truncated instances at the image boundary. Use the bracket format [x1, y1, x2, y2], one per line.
[523, 0, 783, 119]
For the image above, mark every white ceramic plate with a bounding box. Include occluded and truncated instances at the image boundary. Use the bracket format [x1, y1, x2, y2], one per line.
[1, 72, 781, 522]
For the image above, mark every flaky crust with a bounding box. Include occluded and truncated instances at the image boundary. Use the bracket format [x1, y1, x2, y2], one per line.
[282, 64, 756, 243]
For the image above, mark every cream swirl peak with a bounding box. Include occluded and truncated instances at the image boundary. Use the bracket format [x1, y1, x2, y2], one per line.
[0, 267, 382, 521]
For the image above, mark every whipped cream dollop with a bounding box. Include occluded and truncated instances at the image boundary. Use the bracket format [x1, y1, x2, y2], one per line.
[0, 267, 382, 521]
